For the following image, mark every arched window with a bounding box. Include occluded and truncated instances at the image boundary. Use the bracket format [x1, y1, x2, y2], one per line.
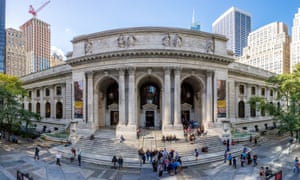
[56, 102, 63, 119]
[239, 85, 244, 95]
[181, 83, 194, 107]
[238, 101, 245, 118]
[36, 102, 40, 114]
[250, 102, 256, 117]
[45, 102, 51, 118]
[106, 82, 119, 107]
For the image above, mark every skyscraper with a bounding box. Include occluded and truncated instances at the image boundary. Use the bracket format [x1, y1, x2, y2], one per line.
[5, 28, 27, 77]
[290, 8, 300, 72]
[190, 9, 201, 31]
[20, 18, 50, 73]
[0, 0, 6, 73]
[238, 22, 290, 74]
[212, 7, 251, 57]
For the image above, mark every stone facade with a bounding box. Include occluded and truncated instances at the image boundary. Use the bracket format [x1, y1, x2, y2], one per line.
[20, 27, 278, 138]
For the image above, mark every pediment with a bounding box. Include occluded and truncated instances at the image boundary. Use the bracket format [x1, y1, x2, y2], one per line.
[142, 103, 157, 110]
[181, 103, 192, 111]
[108, 103, 118, 110]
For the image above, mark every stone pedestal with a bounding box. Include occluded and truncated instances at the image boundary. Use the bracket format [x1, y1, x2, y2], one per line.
[162, 124, 184, 139]
[116, 124, 137, 139]
[69, 120, 79, 144]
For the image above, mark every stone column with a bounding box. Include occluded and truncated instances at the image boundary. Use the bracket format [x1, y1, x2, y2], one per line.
[163, 67, 171, 125]
[50, 86, 56, 118]
[87, 72, 94, 123]
[205, 71, 213, 129]
[118, 69, 125, 125]
[174, 68, 181, 125]
[128, 67, 136, 125]
[40, 88, 45, 118]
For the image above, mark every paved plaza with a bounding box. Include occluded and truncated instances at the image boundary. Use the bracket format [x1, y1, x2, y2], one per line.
[0, 134, 300, 180]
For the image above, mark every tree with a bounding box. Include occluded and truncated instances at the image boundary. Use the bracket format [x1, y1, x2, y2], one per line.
[0, 74, 40, 141]
[250, 64, 300, 137]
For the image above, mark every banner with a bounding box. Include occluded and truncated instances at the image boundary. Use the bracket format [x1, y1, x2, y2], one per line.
[217, 80, 226, 118]
[74, 80, 83, 118]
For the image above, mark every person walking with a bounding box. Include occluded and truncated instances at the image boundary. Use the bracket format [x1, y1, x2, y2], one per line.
[34, 146, 40, 160]
[56, 152, 62, 166]
[224, 151, 227, 163]
[253, 154, 257, 166]
[228, 153, 232, 166]
[78, 150, 82, 167]
[232, 157, 237, 169]
[118, 156, 123, 169]
[293, 157, 299, 174]
[112, 155, 117, 169]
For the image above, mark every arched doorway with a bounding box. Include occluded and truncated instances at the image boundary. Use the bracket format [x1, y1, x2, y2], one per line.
[181, 76, 203, 129]
[96, 77, 119, 128]
[137, 75, 162, 129]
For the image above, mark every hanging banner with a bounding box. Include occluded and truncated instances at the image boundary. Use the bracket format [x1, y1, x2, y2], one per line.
[217, 80, 226, 118]
[74, 80, 83, 118]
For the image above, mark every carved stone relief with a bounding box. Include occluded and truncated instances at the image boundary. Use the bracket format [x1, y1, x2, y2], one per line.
[117, 34, 136, 48]
[206, 39, 215, 53]
[84, 41, 93, 54]
[162, 33, 182, 47]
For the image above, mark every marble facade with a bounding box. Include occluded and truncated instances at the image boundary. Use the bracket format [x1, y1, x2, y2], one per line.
[20, 27, 278, 139]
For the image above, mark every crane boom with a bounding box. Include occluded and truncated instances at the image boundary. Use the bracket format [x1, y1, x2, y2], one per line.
[29, 0, 51, 17]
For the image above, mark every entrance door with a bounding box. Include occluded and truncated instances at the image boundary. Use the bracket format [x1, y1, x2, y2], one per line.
[110, 111, 119, 126]
[181, 111, 190, 127]
[145, 111, 154, 128]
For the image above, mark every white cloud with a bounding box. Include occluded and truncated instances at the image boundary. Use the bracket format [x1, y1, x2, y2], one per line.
[51, 46, 66, 60]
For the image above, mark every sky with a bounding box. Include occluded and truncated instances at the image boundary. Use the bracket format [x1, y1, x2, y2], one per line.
[5, 0, 300, 58]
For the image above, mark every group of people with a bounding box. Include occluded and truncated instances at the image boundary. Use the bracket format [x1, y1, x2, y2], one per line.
[223, 147, 258, 169]
[161, 135, 177, 142]
[111, 155, 123, 169]
[137, 148, 182, 177]
[259, 166, 273, 180]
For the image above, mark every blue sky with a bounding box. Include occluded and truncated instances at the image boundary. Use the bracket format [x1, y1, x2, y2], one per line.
[6, 0, 300, 57]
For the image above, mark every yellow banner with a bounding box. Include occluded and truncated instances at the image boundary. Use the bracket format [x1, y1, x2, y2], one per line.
[75, 101, 83, 108]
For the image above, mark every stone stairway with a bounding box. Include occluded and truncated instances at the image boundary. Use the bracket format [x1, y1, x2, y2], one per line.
[50, 129, 246, 168]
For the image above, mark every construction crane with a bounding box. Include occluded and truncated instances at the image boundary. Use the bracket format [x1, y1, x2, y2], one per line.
[29, 0, 50, 17]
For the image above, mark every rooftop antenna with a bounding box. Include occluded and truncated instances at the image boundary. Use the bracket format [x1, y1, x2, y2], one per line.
[192, 8, 195, 24]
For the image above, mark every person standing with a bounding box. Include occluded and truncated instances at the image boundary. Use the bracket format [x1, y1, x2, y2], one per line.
[112, 155, 117, 169]
[259, 167, 265, 180]
[293, 157, 299, 173]
[118, 156, 123, 169]
[253, 154, 257, 166]
[228, 153, 232, 166]
[224, 151, 227, 163]
[34, 146, 40, 160]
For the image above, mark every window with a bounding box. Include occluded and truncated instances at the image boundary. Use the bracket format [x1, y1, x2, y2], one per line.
[270, 89, 273, 97]
[261, 88, 265, 96]
[251, 87, 256, 95]
[56, 86, 61, 96]
[45, 88, 50, 96]
[36, 89, 40, 97]
[29, 91, 32, 98]
[239, 85, 244, 95]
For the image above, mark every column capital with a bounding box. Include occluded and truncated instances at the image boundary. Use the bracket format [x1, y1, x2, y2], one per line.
[127, 66, 136, 75]
[174, 67, 182, 75]
[164, 66, 171, 74]
[86, 71, 94, 78]
[118, 68, 125, 76]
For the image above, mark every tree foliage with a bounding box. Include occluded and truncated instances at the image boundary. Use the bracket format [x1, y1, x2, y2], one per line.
[0, 74, 40, 141]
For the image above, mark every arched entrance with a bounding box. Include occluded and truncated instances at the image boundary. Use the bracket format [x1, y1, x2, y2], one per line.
[137, 75, 162, 129]
[96, 77, 119, 128]
[181, 76, 203, 129]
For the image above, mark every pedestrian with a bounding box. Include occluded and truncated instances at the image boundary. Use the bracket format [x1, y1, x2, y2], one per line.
[249, 134, 252, 143]
[118, 156, 123, 169]
[120, 135, 125, 143]
[136, 128, 141, 139]
[78, 150, 82, 167]
[71, 147, 76, 157]
[158, 163, 164, 177]
[254, 137, 257, 145]
[194, 148, 199, 160]
[232, 157, 237, 169]
[224, 151, 227, 163]
[112, 155, 117, 169]
[253, 154, 257, 166]
[34, 146, 40, 160]
[228, 153, 232, 166]
[293, 157, 299, 173]
[56, 152, 62, 166]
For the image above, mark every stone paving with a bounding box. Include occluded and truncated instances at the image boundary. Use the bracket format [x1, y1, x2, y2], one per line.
[0, 134, 300, 179]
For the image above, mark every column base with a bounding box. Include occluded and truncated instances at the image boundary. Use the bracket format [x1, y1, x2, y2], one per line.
[116, 124, 137, 140]
[162, 124, 184, 139]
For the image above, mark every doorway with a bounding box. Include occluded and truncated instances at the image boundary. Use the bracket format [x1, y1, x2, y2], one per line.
[145, 111, 154, 128]
[110, 111, 119, 126]
[182, 111, 190, 127]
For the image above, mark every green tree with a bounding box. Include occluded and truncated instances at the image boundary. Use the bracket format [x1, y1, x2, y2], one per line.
[250, 64, 300, 137]
[0, 74, 40, 141]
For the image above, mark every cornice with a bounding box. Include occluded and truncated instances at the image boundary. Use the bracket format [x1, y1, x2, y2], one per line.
[66, 49, 234, 66]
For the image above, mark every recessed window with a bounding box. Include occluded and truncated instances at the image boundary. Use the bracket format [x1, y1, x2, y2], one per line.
[270, 89, 273, 97]
[56, 86, 61, 96]
[45, 88, 50, 96]
[251, 87, 256, 95]
[28, 91, 32, 98]
[36, 89, 40, 97]
[239, 85, 244, 95]
[261, 88, 265, 96]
